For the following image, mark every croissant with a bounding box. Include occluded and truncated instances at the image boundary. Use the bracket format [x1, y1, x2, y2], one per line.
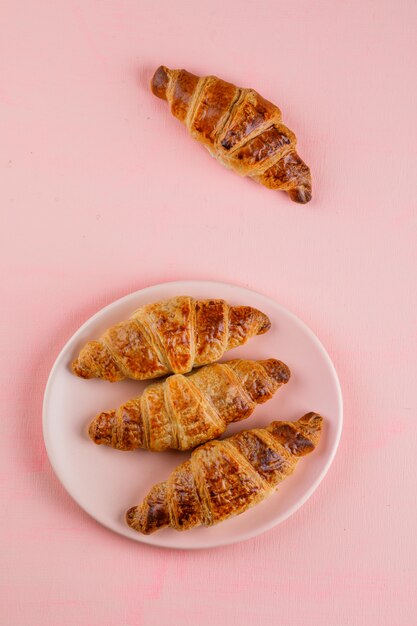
[127, 412, 322, 534]
[89, 358, 290, 452]
[151, 66, 311, 203]
[72, 296, 270, 382]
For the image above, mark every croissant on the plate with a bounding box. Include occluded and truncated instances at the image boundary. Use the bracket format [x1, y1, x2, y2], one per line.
[89, 358, 290, 452]
[126, 412, 322, 534]
[151, 66, 311, 203]
[72, 296, 270, 382]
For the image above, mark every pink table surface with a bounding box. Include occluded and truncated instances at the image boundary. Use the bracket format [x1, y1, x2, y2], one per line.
[1, 1, 416, 624]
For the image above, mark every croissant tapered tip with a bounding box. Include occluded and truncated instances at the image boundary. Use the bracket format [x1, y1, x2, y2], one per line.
[126, 506, 151, 533]
[151, 65, 170, 100]
[257, 311, 272, 334]
[288, 185, 312, 204]
[88, 410, 116, 445]
[261, 359, 291, 385]
[267, 413, 323, 456]
[297, 412, 323, 447]
[71, 358, 92, 379]
[126, 503, 163, 535]
[298, 412, 323, 431]
[72, 341, 124, 382]
[126, 506, 138, 528]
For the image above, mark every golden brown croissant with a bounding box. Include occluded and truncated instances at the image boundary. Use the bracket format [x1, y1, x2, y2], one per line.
[89, 358, 290, 451]
[151, 66, 311, 203]
[72, 296, 270, 382]
[126, 412, 322, 533]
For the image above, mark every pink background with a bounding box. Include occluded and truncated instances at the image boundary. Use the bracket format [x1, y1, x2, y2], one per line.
[1, 0, 416, 624]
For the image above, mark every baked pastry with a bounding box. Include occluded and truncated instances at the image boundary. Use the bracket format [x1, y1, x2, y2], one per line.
[151, 66, 311, 203]
[126, 412, 322, 533]
[72, 296, 271, 382]
[89, 358, 290, 451]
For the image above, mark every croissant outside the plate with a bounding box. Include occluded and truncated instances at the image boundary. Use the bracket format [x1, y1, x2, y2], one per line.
[72, 296, 271, 382]
[126, 412, 323, 534]
[151, 66, 311, 203]
[89, 358, 290, 452]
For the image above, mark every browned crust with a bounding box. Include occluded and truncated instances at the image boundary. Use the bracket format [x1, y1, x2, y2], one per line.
[253, 151, 312, 204]
[88, 358, 290, 451]
[127, 413, 323, 534]
[150, 67, 311, 203]
[190, 76, 239, 147]
[220, 89, 280, 151]
[150, 65, 170, 100]
[72, 297, 271, 382]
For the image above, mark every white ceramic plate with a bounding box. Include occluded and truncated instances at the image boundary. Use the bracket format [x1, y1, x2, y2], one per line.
[43, 280, 342, 549]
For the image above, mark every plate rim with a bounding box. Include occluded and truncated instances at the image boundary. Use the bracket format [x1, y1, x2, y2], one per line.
[43, 279, 343, 550]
